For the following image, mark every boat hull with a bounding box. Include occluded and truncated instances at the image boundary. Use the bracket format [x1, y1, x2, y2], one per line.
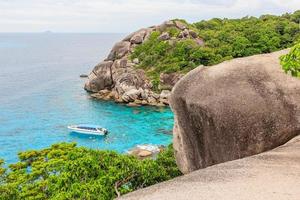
[68, 126, 107, 136]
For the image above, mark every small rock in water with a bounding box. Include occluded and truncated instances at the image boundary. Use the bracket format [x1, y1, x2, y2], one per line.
[157, 128, 173, 135]
[127, 144, 163, 160]
[127, 102, 141, 107]
[138, 150, 152, 157]
[80, 74, 88, 78]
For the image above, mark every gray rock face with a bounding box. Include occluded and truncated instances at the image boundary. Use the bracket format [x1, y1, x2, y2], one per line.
[114, 68, 149, 94]
[122, 89, 141, 102]
[174, 20, 187, 30]
[84, 61, 113, 92]
[170, 50, 300, 174]
[130, 30, 146, 44]
[112, 58, 128, 69]
[182, 29, 189, 37]
[107, 41, 131, 60]
[160, 90, 171, 99]
[159, 32, 170, 41]
[189, 30, 198, 38]
[159, 72, 184, 90]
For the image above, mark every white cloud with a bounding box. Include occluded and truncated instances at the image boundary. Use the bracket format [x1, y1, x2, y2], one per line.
[0, 0, 299, 32]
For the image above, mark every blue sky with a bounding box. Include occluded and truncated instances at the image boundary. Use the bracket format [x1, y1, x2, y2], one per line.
[0, 0, 299, 33]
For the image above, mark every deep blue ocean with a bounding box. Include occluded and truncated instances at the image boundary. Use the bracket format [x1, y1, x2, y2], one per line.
[0, 33, 173, 164]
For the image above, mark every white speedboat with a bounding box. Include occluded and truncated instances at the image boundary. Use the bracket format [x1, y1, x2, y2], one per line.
[68, 124, 108, 136]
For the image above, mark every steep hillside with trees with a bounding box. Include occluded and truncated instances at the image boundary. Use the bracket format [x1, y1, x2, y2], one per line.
[131, 11, 300, 88]
[85, 11, 300, 107]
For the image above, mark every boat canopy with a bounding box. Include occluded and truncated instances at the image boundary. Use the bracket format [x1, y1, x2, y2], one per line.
[77, 126, 98, 131]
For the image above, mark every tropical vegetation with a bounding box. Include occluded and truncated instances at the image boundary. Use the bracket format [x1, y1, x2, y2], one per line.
[280, 42, 300, 77]
[0, 143, 181, 200]
[131, 10, 300, 89]
[1, 10, 299, 200]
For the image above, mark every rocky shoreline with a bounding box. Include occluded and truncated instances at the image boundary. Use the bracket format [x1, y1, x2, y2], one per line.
[89, 88, 171, 107]
[84, 20, 203, 106]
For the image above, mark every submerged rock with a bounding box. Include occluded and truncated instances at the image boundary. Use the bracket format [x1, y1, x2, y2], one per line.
[127, 102, 141, 107]
[170, 50, 300, 174]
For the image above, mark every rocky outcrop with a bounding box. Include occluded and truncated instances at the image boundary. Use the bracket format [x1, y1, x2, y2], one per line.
[84, 20, 204, 106]
[170, 49, 300, 174]
[84, 61, 114, 92]
[119, 135, 300, 200]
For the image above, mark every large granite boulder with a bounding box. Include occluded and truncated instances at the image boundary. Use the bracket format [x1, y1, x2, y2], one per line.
[130, 30, 146, 44]
[170, 49, 300, 174]
[84, 61, 113, 92]
[106, 41, 131, 60]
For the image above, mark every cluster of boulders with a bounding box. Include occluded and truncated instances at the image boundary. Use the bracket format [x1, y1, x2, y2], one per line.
[127, 144, 164, 160]
[84, 20, 204, 106]
[90, 88, 171, 107]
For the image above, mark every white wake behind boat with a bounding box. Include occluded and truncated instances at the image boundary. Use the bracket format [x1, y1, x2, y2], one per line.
[68, 124, 108, 136]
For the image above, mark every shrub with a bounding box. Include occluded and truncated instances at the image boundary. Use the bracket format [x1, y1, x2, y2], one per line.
[280, 43, 300, 77]
[0, 143, 181, 200]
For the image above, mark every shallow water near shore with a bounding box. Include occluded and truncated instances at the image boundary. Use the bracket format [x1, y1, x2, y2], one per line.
[0, 33, 173, 164]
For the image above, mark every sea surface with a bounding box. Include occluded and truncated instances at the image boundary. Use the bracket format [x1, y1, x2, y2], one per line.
[0, 33, 173, 164]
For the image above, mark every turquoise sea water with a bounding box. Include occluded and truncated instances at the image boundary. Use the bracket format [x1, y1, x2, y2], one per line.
[0, 33, 173, 164]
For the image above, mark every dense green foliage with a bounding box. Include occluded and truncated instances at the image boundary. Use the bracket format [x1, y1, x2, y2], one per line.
[195, 12, 300, 58]
[0, 143, 181, 200]
[280, 42, 300, 77]
[131, 31, 215, 89]
[131, 11, 300, 89]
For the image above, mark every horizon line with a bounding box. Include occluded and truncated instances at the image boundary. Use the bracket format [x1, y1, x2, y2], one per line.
[0, 31, 128, 34]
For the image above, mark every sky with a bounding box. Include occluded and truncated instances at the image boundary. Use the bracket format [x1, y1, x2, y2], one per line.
[0, 0, 299, 33]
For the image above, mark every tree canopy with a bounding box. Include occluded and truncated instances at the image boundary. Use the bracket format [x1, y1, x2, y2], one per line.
[131, 11, 300, 89]
[280, 42, 300, 77]
[0, 143, 181, 200]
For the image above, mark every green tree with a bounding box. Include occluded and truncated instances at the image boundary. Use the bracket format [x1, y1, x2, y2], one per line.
[131, 10, 300, 90]
[280, 42, 300, 77]
[0, 143, 181, 200]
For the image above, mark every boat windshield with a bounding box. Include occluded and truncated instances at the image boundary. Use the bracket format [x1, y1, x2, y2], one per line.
[77, 126, 97, 131]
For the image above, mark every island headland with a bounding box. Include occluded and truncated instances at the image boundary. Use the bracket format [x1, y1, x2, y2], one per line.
[84, 20, 202, 106]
